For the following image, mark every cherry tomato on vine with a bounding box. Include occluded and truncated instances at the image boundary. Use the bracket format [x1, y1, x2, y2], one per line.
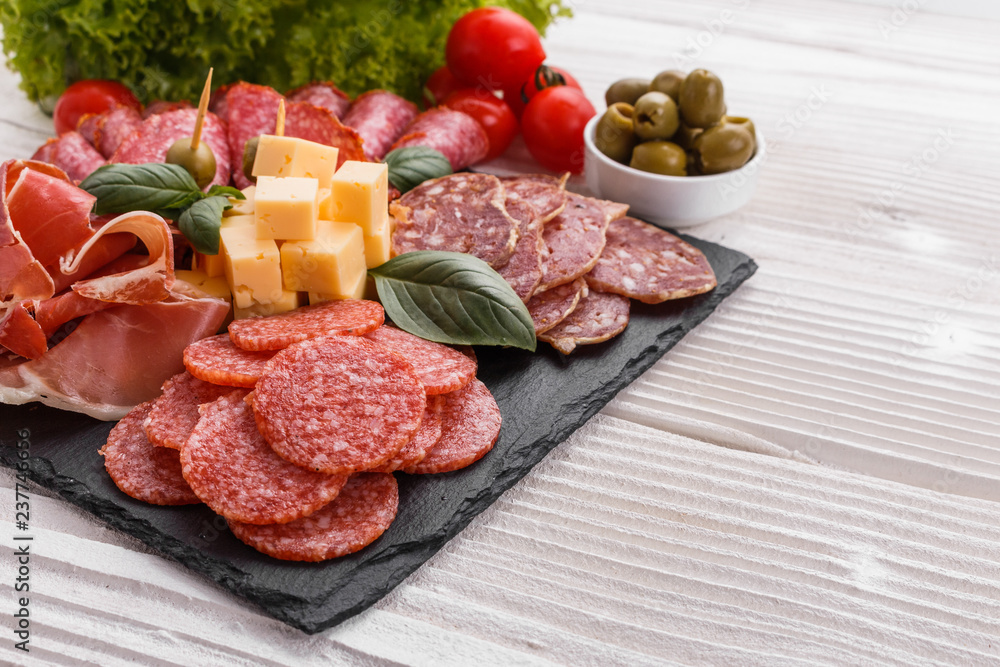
[423, 66, 463, 109]
[522, 86, 596, 174]
[443, 89, 519, 162]
[503, 65, 583, 119]
[445, 7, 546, 91]
[53, 80, 141, 135]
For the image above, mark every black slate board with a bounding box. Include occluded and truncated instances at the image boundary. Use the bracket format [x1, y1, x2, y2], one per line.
[0, 234, 755, 634]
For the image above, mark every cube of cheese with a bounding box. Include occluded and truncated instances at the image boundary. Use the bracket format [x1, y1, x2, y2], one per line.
[234, 290, 305, 320]
[363, 213, 392, 268]
[174, 270, 232, 303]
[220, 225, 283, 309]
[329, 161, 388, 235]
[254, 176, 319, 241]
[225, 185, 256, 217]
[281, 220, 365, 296]
[192, 214, 256, 277]
[308, 269, 366, 304]
[318, 187, 334, 220]
[252, 135, 339, 186]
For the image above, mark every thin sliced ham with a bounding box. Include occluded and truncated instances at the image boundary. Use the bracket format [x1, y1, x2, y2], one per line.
[0, 302, 46, 359]
[0, 160, 63, 302]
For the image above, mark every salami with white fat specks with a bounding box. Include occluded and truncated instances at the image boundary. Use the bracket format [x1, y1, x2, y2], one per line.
[100, 401, 200, 505]
[496, 197, 544, 302]
[31, 132, 105, 182]
[181, 392, 349, 525]
[342, 90, 419, 161]
[389, 107, 488, 170]
[92, 106, 145, 158]
[538, 289, 631, 355]
[142, 100, 193, 118]
[228, 299, 384, 351]
[389, 173, 518, 268]
[228, 472, 398, 561]
[144, 371, 236, 450]
[253, 335, 425, 475]
[184, 334, 276, 388]
[403, 379, 501, 474]
[536, 193, 629, 292]
[287, 81, 352, 120]
[526, 277, 587, 335]
[364, 325, 476, 395]
[585, 216, 717, 303]
[368, 395, 444, 473]
[111, 108, 231, 189]
[499, 174, 569, 223]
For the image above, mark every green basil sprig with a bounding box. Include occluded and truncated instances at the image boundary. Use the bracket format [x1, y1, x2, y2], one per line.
[369, 251, 536, 351]
[383, 146, 453, 194]
[79, 163, 245, 255]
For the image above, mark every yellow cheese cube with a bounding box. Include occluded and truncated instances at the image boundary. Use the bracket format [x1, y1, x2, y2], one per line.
[225, 185, 256, 217]
[281, 220, 365, 295]
[308, 269, 366, 304]
[363, 213, 392, 268]
[192, 214, 256, 277]
[220, 225, 283, 309]
[234, 290, 305, 319]
[254, 176, 319, 241]
[174, 270, 232, 303]
[330, 161, 388, 235]
[318, 187, 334, 220]
[252, 135, 339, 185]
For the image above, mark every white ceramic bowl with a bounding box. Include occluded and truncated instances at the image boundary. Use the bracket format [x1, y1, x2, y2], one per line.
[583, 115, 765, 228]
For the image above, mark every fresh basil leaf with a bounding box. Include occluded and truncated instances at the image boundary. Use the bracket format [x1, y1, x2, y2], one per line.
[369, 250, 536, 351]
[177, 196, 228, 255]
[383, 146, 452, 194]
[80, 163, 204, 216]
[207, 185, 246, 200]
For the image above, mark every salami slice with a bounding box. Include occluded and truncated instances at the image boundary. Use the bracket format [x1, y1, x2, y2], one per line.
[389, 108, 488, 170]
[142, 100, 193, 118]
[100, 401, 200, 505]
[228, 472, 398, 561]
[287, 82, 352, 119]
[403, 379, 501, 474]
[497, 197, 544, 302]
[145, 371, 236, 450]
[526, 277, 587, 335]
[368, 395, 444, 473]
[585, 216, 717, 303]
[93, 106, 145, 158]
[499, 174, 568, 223]
[31, 132, 105, 182]
[208, 83, 235, 123]
[228, 299, 384, 351]
[364, 325, 476, 395]
[111, 108, 231, 189]
[536, 193, 629, 293]
[342, 90, 419, 161]
[183, 333, 276, 387]
[253, 335, 425, 475]
[389, 173, 518, 268]
[538, 290, 631, 355]
[76, 113, 102, 147]
[181, 392, 348, 525]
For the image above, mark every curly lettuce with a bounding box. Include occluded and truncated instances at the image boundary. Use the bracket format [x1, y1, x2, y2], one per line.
[1, 0, 571, 108]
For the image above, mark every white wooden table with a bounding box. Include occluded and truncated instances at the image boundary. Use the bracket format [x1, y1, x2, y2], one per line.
[2, 1, 999, 664]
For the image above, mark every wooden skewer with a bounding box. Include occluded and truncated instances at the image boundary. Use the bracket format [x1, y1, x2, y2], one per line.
[275, 99, 286, 137]
[191, 67, 213, 151]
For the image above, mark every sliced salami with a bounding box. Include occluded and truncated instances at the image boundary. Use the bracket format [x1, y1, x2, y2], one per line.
[499, 174, 568, 223]
[536, 193, 629, 292]
[228, 472, 398, 561]
[538, 290, 631, 355]
[585, 216, 717, 303]
[145, 371, 236, 450]
[389, 108, 488, 170]
[228, 299, 384, 351]
[253, 335, 425, 474]
[526, 277, 587, 335]
[76, 112, 102, 146]
[184, 334, 276, 387]
[497, 197, 544, 302]
[389, 173, 518, 268]
[208, 83, 235, 123]
[364, 325, 476, 395]
[368, 395, 444, 473]
[142, 100, 193, 118]
[100, 401, 200, 505]
[93, 105, 145, 158]
[31, 131, 105, 182]
[287, 82, 352, 119]
[111, 108, 231, 189]
[342, 90, 419, 161]
[181, 392, 348, 525]
[403, 379, 501, 474]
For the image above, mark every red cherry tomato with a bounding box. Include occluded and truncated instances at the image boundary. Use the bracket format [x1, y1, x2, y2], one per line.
[522, 86, 596, 174]
[446, 7, 546, 91]
[503, 65, 583, 120]
[443, 89, 519, 162]
[53, 80, 141, 135]
[423, 66, 463, 109]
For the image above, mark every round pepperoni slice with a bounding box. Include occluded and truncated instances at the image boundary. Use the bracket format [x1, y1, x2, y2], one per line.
[538, 290, 631, 355]
[367, 395, 444, 473]
[100, 401, 200, 505]
[364, 325, 476, 395]
[184, 334, 276, 387]
[181, 392, 348, 525]
[537, 193, 629, 292]
[403, 379, 501, 475]
[228, 473, 398, 562]
[145, 371, 236, 450]
[253, 335, 425, 475]
[228, 299, 385, 352]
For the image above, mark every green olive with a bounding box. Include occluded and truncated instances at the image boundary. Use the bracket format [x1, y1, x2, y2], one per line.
[630, 141, 687, 176]
[242, 136, 261, 184]
[723, 115, 756, 153]
[632, 92, 679, 141]
[594, 103, 638, 164]
[693, 123, 754, 174]
[672, 122, 703, 150]
[605, 77, 652, 107]
[166, 138, 216, 189]
[648, 69, 686, 103]
[678, 69, 725, 129]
